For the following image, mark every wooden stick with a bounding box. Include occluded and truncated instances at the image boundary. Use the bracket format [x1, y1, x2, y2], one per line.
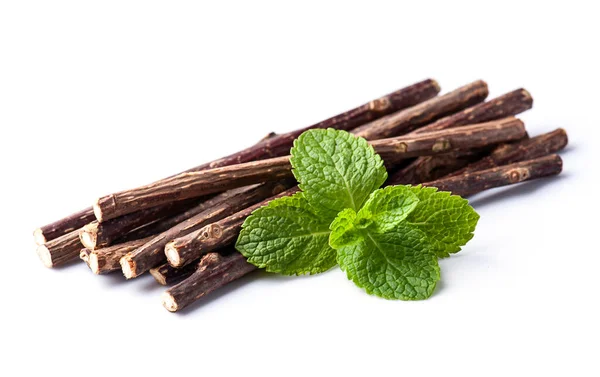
[162, 252, 257, 312]
[119, 181, 291, 279]
[447, 128, 568, 176]
[95, 118, 525, 221]
[201, 79, 440, 169]
[150, 263, 198, 286]
[34, 207, 95, 245]
[386, 149, 490, 184]
[411, 88, 533, 135]
[36, 230, 83, 268]
[390, 89, 535, 184]
[351, 80, 489, 140]
[79, 198, 200, 250]
[165, 187, 300, 267]
[79, 237, 152, 274]
[421, 154, 563, 197]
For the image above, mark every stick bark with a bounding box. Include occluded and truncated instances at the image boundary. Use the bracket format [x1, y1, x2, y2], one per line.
[79, 198, 200, 250]
[150, 263, 198, 286]
[411, 88, 533, 135]
[351, 80, 489, 140]
[36, 230, 83, 268]
[420, 154, 563, 196]
[95, 118, 525, 221]
[120, 181, 292, 279]
[79, 237, 152, 274]
[165, 187, 300, 267]
[34, 207, 95, 245]
[447, 128, 568, 176]
[201, 79, 440, 169]
[162, 251, 257, 312]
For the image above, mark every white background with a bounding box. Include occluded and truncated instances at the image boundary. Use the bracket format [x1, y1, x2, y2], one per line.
[1, 1, 598, 376]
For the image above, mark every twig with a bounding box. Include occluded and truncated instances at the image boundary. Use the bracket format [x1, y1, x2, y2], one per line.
[352, 80, 489, 140]
[421, 154, 563, 196]
[80, 237, 152, 274]
[162, 252, 257, 312]
[34, 207, 95, 245]
[150, 263, 198, 286]
[119, 182, 292, 279]
[36, 231, 82, 268]
[95, 118, 526, 221]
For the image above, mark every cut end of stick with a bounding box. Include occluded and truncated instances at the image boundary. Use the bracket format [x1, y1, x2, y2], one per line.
[79, 224, 98, 250]
[149, 268, 167, 286]
[33, 228, 46, 245]
[89, 254, 100, 275]
[430, 79, 441, 93]
[92, 200, 103, 223]
[36, 245, 53, 268]
[161, 292, 179, 312]
[165, 243, 181, 267]
[120, 256, 137, 279]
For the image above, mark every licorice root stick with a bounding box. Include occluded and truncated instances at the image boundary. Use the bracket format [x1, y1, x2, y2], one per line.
[95, 118, 525, 221]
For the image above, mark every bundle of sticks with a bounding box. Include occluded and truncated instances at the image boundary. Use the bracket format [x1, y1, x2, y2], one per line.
[34, 79, 567, 312]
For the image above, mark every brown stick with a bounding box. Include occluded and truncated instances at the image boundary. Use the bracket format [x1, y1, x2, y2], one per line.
[447, 128, 568, 176]
[36, 230, 83, 268]
[150, 263, 198, 286]
[79, 198, 201, 250]
[119, 182, 292, 279]
[79, 237, 152, 274]
[390, 89, 535, 184]
[95, 118, 525, 221]
[411, 88, 533, 135]
[351, 80, 489, 140]
[162, 251, 257, 312]
[34, 207, 95, 245]
[421, 154, 563, 197]
[165, 187, 300, 267]
[386, 149, 491, 184]
[201, 79, 440, 169]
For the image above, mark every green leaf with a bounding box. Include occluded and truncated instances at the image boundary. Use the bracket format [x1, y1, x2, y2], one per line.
[405, 185, 480, 258]
[357, 186, 420, 233]
[236, 192, 336, 275]
[330, 210, 440, 300]
[290, 128, 387, 219]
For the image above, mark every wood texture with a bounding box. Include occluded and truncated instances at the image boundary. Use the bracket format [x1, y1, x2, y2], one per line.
[95, 118, 525, 221]
[79, 198, 200, 250]
[448, 128, 568, 176]
[150, 263, 198, 286]
[352, 80, 489, 140]
[411, 88, 533, 135]
[200, 79, 440, 169]
[386, 149, 491, 184]
[421, 154, 563, 197]
[36, 230, 83, 268]
[162, 251, 257, 312]
[119, 182, 291, 279]
[390, 88, 534, 184]
[165, 187, 300, 267]
[34, 207, 95, 245]
[80, 237, 152, 274]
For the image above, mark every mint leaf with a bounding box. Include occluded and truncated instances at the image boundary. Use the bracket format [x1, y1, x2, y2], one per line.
[357, 186, 420, 233]
[290, 128, 387, 219]
[405, 185, 480, 258]
[330, 210, 440, 300]
[236, 193, 336, 275]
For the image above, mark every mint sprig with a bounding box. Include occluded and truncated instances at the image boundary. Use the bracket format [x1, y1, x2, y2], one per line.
[236, 128, 479, 300]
